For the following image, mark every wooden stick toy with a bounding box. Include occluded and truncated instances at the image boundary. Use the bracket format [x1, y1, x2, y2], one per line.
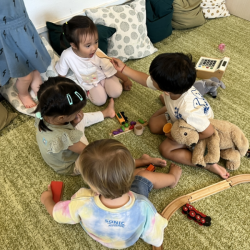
[50, 181, 64, 203]
[95, 50, 112, 60]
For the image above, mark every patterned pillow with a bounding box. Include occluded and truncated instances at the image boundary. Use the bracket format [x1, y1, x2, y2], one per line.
[201, 0, 230, 18]
[85, 0, 157, 62]
[0, 37, 77, 117]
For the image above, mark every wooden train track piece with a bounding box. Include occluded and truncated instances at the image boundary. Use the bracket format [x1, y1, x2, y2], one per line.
[152, 174, 250, 250]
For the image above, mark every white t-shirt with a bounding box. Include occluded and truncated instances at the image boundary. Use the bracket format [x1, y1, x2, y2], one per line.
[146, 76, 214, 132]
[55, 48, 117, 91]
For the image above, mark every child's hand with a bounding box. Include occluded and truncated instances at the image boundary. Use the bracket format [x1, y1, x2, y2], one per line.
[111, 58, 125, 72]
[122, 79, 133, 91]
[71, 110, 84, 127]
[41, 184, 53, 205]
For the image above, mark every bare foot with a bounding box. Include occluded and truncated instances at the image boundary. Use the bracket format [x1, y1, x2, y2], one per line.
[18, 94, 37, 108]
[135, 154, 167, 168]
[205, 163, 230, 179]
[168, 163, 182, 188]
[102, 98, 115, 118]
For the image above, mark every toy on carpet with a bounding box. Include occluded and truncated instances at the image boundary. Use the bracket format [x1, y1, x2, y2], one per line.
[110, 112, 148, 137]
[218, 43, 226, 53]
[195, 56, 230, 80]
[51, 181, 64, 203]
[193, 77, 226, 98]
[146, 164, 156, 172]
[182, 203, 211, 226]
[170, 119, 249, 170]
[163, 123, 172, 133]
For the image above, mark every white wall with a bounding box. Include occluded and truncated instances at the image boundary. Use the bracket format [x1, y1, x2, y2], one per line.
[24, 0, 129, 34]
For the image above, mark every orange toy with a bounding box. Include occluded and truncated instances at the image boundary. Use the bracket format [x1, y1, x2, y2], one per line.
[163, 123, 172, 133]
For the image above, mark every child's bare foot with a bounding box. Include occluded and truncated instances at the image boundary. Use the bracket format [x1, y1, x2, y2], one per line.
[205, 163, 230, 179]
[18, 94, 37, 108]
[136, 154, 167, 168]
[168, 163, 182, 188]
[102, 98, 115, 118]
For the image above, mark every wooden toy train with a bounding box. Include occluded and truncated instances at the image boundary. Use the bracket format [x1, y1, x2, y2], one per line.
[182, 203, 211, 226]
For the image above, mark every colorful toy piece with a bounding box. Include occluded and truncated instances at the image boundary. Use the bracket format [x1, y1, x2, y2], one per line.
[146, 164, 155, 172]
[110, 119, 148, 137]
[182, 203, 211, 226]
[51, 181, 64, 203]
[115, 112, 125, 125]
[218, 43, 226, 53]
[163, 123, 172, 133]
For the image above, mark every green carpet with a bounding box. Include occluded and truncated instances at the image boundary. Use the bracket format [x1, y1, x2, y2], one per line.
[1, 15, 250, 250]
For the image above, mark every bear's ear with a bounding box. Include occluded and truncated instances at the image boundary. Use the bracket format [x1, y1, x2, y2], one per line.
[178, 119, 197, 131]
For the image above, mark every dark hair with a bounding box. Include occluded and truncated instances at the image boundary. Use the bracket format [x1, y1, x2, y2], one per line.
[79, 139, 135, 199]
[61, 16, 98, 49]
[34, 77, 87, 132]
[149, 53, 196, 94]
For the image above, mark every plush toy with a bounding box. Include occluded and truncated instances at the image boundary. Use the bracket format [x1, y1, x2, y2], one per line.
[171, 119, 249, 170]
[193, 77, 226, 98]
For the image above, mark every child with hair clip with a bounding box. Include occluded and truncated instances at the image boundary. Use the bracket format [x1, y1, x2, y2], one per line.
[55, 15, 132, 106]
[0, 0, 51, 108]
[34, 77, 115, 175]
[41, 139, 182, 249]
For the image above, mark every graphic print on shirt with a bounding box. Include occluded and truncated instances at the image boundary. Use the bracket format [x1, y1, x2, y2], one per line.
[80, 70, 98, 84]
[174, 107, 183, 119]
[191, 88, 210, 114]
[105, 219, 125, 228]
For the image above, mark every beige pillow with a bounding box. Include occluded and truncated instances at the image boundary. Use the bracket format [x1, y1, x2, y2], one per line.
[172, 0, 206, 30]
[0, 103, 17, 131]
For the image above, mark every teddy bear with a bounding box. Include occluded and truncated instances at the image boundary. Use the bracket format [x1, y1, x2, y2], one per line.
[170, 119, 249, 170]
[193, 77, 226, 98]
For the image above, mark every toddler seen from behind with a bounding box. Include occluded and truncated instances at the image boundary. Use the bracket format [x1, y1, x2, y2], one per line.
[41, 139, 182, 249]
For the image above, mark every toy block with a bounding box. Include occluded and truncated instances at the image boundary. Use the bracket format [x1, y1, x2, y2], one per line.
[51, 181, 64, 203]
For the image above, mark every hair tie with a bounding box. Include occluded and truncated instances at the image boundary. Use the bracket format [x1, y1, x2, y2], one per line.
[66, 22, 68, 24]
[62, 32, 64, 35]
[35, 112, 43, 120]
[75, 91, 83, 101]
[66, 94, 73, 105]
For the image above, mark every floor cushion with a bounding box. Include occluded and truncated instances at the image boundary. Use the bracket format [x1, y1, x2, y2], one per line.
[201, 0, 230, 19]
[172, 0, 206, 29]
[85, 0, 157, 62]
[0, 103, 17, 131]
[146, 0, 174, 43]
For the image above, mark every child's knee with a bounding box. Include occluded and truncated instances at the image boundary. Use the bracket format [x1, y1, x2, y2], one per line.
[90, 96, 107, 106]
[159, 140, 171, 158]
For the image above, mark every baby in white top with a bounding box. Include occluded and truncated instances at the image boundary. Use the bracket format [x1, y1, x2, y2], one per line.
[55, 15, 132, 106]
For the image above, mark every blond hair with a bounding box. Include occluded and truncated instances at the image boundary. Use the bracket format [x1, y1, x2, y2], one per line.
[79, 139, 135, 199]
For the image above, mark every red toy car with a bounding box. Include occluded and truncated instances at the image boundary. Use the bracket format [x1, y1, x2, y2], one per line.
[182, 203, 211, 226]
